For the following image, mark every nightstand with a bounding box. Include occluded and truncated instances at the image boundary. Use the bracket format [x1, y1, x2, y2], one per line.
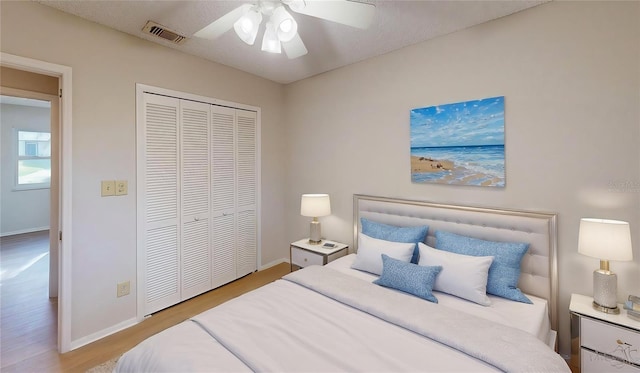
[570, 293, 640, 373]
[290, 239, 348, 272]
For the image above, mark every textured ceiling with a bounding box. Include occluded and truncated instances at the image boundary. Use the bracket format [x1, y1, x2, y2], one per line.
[36, 0, 545, 84]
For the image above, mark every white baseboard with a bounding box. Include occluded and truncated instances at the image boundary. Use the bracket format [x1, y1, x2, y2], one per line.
[259, 257, 289, 270]
[0, 226, 49, 237]
[69, 317, 138, 351]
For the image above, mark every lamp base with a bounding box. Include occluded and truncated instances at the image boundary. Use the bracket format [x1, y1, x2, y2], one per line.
[308, 220, 321, 244]
[592, 269, 619, 314]
[591, 301, 620, 314]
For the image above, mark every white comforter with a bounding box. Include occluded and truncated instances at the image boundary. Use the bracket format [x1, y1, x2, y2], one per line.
[117, 264, 569, 372]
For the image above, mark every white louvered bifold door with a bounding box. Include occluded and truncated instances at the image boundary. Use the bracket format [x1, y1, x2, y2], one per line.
[142, 93, 181, 315]
[236, 110, 257, 277]
[180, 100, 211, 300]
[139, 88, 259, 317]
[211, 105, 237, 288]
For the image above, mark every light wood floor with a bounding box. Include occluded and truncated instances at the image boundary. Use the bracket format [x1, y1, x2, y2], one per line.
[1, 231, 56, 372]
[1, 232, 290, 372]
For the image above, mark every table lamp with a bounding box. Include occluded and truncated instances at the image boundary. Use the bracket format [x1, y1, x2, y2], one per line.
[578, 218, 633, 314]
[300, 194, 331, 244]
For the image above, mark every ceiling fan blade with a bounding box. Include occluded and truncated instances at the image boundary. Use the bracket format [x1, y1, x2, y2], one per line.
[193, 4, 251, 40]
[282, 34, 308, 59]
[285, 0, 375, 30]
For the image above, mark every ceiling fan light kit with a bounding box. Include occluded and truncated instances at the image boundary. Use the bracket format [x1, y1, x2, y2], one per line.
[195, 0, 376, 59]
[234, 3, 297, 53]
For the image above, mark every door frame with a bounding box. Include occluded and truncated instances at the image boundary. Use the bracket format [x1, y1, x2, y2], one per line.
[1, 52, 73, 353]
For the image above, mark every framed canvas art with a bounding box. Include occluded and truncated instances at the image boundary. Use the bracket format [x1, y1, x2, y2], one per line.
[410, 96, 505, 187]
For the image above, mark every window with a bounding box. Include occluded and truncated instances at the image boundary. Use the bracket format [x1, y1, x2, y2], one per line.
[24, 142, 38, 156]
[17, 130, 51, 188]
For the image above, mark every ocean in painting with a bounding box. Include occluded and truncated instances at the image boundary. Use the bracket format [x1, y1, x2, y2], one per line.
[411, 145, 505, 187]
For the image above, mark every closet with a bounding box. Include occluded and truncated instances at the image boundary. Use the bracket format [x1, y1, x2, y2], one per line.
[137, 87, 258, 316]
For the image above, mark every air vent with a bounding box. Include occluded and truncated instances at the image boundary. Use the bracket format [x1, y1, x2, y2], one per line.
[142, 21, 187, 45]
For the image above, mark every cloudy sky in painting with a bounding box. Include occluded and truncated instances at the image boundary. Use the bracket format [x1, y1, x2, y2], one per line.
[410, 96, 505, 148]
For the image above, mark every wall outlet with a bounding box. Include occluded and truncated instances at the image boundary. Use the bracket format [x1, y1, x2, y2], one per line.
[117, 281, 130, 297]
[115, 180, 128, 196]
[101, 180, 115, 196]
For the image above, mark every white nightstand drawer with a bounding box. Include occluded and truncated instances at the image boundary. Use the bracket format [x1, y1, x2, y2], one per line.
[291, 247, 324, 267]
[581, 348, 640, 373]
[582, 317, 640, 364]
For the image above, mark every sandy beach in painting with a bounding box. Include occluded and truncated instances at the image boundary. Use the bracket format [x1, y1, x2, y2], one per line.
[411, 156, 453, 173]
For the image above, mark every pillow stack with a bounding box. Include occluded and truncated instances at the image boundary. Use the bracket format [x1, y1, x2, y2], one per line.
[351, 218, 531, 305]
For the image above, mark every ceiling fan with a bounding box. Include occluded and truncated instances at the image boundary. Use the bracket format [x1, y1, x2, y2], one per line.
[194, 0, 376, 59]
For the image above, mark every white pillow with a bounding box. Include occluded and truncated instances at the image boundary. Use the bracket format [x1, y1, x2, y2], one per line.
[418, 242, 494, 306]
[351, 233, 415, 275]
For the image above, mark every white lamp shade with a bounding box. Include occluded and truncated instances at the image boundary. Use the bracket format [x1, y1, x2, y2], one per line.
[300, 194, 331, 217]
[261, 22, 281, 53]
[271, 6, 298, 42]
[233, 8, 262, 45]
[578, 218, 633, 261]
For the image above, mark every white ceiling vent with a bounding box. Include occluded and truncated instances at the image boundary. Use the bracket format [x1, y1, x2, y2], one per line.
[142, 21, 186, 44]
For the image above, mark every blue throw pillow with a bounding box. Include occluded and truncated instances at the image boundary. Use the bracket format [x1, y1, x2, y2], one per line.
[373, 254, 442, 303]
[434, 231, 532, 304]
[361, 218, 428, 264]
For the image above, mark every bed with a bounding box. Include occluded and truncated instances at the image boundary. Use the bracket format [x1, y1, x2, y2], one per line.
[116, 194, 569, 372]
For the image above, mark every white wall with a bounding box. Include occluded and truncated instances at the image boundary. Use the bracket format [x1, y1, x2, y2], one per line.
[284, 1, 640, 357]
[0, 103, 51, 235]
[0, 1, 287, 344]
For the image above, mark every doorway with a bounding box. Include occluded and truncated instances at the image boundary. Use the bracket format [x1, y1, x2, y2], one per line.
[0, 90, 57, 291]
[0, 52, 73, 353]
[0, 79, 58, 369]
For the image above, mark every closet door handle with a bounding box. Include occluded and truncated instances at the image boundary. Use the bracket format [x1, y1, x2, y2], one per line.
[194, 217, 200, 221]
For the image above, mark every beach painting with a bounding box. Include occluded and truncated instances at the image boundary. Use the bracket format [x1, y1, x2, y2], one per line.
[410, 96, 505, 187]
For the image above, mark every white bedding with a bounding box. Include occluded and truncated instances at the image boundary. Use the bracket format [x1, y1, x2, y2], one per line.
[327, 254, 554, 346]
[117, 258, 566, 373]
[117, 278, 498, 372]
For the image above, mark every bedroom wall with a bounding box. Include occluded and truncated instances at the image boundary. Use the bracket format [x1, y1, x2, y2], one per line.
[0, 1, 287, 345]
[0, 103, 51, 235]
[284, 0, 640, 357]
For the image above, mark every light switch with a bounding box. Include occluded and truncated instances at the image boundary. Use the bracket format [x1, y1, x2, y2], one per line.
[115, 180, 128, 196]
[101, 180, 115, 196]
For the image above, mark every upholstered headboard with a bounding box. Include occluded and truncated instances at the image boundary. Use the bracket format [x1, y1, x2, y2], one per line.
[353, 194, 558, 332]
